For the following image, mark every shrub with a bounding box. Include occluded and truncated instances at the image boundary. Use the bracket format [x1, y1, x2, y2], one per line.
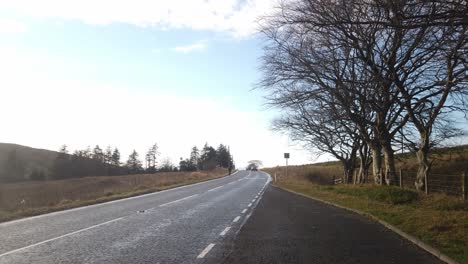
[368, 186, 419, 205]
[435, 201, 468, 211]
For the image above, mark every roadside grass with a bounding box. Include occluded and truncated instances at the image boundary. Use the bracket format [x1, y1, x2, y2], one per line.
[0, 168, 228, 223]
[271, 178, 468, 264]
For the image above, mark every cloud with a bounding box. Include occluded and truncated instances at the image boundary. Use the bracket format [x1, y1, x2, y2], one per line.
[173, 40, 206, 53]
[0, 0, 275, 37]
[0, 18, 27, 34]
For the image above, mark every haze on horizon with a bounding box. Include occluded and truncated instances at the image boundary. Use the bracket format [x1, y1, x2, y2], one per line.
[0, 0, 316, 168]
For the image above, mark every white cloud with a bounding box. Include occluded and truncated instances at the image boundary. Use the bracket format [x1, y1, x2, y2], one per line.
[173, 40, 206, 53]
[0, 18, 27, 34]
[0, 0, 276, 37]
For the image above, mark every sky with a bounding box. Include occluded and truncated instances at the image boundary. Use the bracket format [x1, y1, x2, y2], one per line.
[0, 0, 316, 168]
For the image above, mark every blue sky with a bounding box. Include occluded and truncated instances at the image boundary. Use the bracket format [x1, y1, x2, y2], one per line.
[0, 0, 315, 168]
[2, 1, 465, 168]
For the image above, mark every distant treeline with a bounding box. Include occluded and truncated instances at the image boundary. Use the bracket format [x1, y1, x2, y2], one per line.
[1, 143, 234, 181]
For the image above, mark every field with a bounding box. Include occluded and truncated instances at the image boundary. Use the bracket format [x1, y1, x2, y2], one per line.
[266, 145, 468, 196]
[0, 168, 228, 223]
[263, 146, 468, 263]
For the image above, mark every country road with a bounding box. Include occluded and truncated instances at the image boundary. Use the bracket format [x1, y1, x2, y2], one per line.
[0, 170, 443, 264]
[0, 170, 269, 263]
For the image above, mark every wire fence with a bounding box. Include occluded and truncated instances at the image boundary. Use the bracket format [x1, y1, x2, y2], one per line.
[333, 169, 468, 200]
[399, 171, 465, 197]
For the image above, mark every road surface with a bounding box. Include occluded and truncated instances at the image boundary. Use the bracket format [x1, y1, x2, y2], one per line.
[207, 185, 442, 264]
[0, 170, 269, 263]
[0, 170, 442, 264]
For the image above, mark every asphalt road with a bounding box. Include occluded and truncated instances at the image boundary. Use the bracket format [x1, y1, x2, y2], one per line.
[205, 185, 442, 264]
[1, 171, 443, 264]
[0, 170, 270, 264]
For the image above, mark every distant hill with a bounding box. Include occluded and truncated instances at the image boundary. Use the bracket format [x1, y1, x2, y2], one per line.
[0, 143, 58, 181]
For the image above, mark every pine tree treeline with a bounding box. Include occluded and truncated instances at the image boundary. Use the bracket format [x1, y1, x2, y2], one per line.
[179, 143, 235, 172]
[51, 145, 127, 180]
[49, 142, 234, 180]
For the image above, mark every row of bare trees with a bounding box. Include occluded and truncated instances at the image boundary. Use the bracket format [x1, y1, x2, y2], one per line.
[259, 0, 467, 191]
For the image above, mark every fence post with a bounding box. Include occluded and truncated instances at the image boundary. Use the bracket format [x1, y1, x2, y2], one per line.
[399, 169, 403, 188]
[424, 173, 428, 195]
[463, 170, 467, 201]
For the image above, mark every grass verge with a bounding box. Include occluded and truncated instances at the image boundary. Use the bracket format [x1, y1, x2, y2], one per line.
[272, 179, 468, 264]
[0, 169, 229, 223]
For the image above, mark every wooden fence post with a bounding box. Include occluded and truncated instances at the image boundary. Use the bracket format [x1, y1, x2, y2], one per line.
[399, 169, 403, 188]
[425, 173, 428, 195]
[462, 170, 467, 201]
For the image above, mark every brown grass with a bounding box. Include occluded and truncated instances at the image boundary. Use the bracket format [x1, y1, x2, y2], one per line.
[264, 162, 343, 184]
[0, 168, 228, 223]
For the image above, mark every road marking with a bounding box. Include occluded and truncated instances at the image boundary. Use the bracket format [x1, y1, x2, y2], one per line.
[0, 217, 124, 258]
[252, 199, 256, 202]
[159, 194, 198, 207]
[207, 185, 224, 192]
[197, 243, 215, 258]
[1, 171, 242, 227]
[248, 203, 252, 207]
[219, 226, 231, 236]
[241, 209, 247, 214]
[233, 216, 241, 223]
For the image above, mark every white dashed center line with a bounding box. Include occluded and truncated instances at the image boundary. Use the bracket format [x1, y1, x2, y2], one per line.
[159, 194, 198, 207]
[0, 217, 124, 258]
[207, 186, 224, 192]
[219, 227, 231, 236]
[247, 203, 252, 207]
[197, 243, 215, 259]
[233, 216, 241, 223]
[241, 209, 247, 214]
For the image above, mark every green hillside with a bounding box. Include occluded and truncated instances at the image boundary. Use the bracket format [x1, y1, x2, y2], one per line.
[0, 143, 58, 181]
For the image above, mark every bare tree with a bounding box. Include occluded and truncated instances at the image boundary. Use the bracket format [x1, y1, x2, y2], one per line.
[273, 99, 361, 183]
[259, 0, 467, 188]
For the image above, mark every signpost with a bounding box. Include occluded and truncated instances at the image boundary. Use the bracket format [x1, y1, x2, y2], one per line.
[284, 153, 290, 178]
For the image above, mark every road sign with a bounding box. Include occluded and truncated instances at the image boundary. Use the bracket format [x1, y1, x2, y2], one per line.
[284, 153, 290, 159]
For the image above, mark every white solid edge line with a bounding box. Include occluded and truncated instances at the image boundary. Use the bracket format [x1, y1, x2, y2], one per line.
[159, 194, 198, 207]
[241, 209, 247, 214]
[197, 243, 215, 258]
[233, 216, 241, 223]
[247, 203, 252, 207]
[1, 171, 243, 226]
[219, 226, 231, 236]
[0, 217, 124, 258]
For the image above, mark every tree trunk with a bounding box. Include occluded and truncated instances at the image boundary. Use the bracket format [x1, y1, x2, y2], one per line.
[415, 135, 431, 191]
[382, 142, 397, 185]
[357, 160, 364, 184]
[370, 144, 383, 185]
[342, 161, 354, 184]
[357, 142, 370, 184]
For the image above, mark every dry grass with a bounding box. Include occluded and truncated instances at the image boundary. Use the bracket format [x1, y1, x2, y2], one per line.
[269, 175, 468, 263]
[0, 168, 228, 223]
[263, 162, 343, 184]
